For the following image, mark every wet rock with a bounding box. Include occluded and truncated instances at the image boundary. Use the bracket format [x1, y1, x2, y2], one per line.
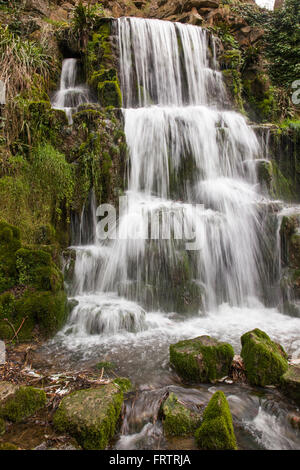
[195, 390, 237, 450]
[0, 417, 5, 436]
[169, 335, 234, 382]
[53, 383, 124, 450]
[241, 329, 288, 386]
[0, 442, 18, 450]
[161, 392, 202, 436]
[0, 382, 46, 423]
[281, 365, 300, 406]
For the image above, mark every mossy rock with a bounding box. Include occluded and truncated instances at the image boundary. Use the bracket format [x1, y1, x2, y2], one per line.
[16, 247, 63, 292]
[169, 336, 234, 383]
[0, 221, 21, 293]
[0, 289, 68, 341]
[98, 80, 122, 108]
[113, 377, 132, 393]
[280, 365, 300, 406]
[195, 391, 237, 450]
[0, 417, 5, 436]
[53, 383, 124, 450]
[0, 442, 18, 450]
[241, 328, 288, 386]
[161, 392, 201, 436]
[256, 159, 273, 189]
[0, 382, 46, 423]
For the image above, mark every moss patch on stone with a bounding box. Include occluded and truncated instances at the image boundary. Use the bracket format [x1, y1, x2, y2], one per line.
[195, 390, 237, 450]
[0, 385, 46, 423]
[241, 328, 288, 386]
[280, 365, 300, 406]
[113, 377, 132, 393]
[161, 392, 201, 436]
[53, 383, 124, 450]
[169, 335, 234, 383]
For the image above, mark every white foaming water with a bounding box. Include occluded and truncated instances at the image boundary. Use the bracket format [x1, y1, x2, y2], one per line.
[51, 17, 300, 450]
[52, 58, 90, 124]
[118, 17, 226, 107]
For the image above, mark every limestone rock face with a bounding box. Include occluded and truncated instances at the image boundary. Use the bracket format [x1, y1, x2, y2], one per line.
[53, 383, 124, 450]
[281, 365, 300, 406]
[169, 335, 234, 382]
[161, 392, 202, 436]
[241, 329, 288, 386]
[195, 391, 237, 450]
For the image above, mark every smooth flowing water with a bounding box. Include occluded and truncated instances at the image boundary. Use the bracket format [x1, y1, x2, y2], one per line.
[51, 58, 90, 124]
[46, 18, 300, 450]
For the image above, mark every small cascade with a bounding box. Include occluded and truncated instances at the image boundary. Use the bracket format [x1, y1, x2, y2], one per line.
[52, 58, 90, 124]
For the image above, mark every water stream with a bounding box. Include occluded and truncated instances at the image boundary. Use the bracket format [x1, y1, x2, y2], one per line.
[45, 18, 300, 450]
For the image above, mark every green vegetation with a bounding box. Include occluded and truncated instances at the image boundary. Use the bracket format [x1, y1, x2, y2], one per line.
[53, 383, 124, 450]
[281, 365, 300, 406]
[0, 386, 46, 423]
[241, 329, 288, 386]
[195, 391, 237, 450]
[161, 392, 201, 436]
[169, 336, 234, 383]
[264, 0, 300, 90]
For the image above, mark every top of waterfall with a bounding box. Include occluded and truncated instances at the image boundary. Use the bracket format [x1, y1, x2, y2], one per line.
[118, 17, 226, 109]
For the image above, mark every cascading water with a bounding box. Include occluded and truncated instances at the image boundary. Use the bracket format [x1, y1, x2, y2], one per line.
[51, 18, 300, 450]
[51, 58, 90, 124]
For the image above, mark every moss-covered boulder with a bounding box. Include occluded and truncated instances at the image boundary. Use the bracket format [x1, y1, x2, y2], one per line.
[195, 391, 237, 450]
[241, 329, 288, 386]
[161, 392, 201, 436]
[0, 222, 21, 293]
[0, 289, 67, 341]
[53, 383, 124, 450]
[16, 247, 63, 292]
[0, 382, 46, 423]
[169, 336, 234, 382]
[281, 365, 300, 406]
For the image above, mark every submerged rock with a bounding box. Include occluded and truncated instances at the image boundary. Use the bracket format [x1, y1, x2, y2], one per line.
[161, 392, 202, 436]
[0, 382, 46, 423]
[53, 383, 124, 450]
[241, 329, 288, 386]
[195, 390, 237, 450]
[169, 335, 234, 382]
[281, 364, 300, 406]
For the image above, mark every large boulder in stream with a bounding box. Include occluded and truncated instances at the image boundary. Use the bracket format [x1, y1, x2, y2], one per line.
[161, 392, 202, 436]
[0, 381, 46, 423]
[241, 329, 288, 387]
[53, 382, 125, 450]
[169, 336, 234, 383]
[195, 391, 237, 450]
[281, 364, 300, 406]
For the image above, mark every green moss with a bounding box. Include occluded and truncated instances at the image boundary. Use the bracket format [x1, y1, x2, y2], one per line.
[280, 365, 300, 406]
[0, 442, 18, 450]
[0, 386, 46, 423]
[195, 391, 237, 450]
[161, 392, 201, 436]
[95, 361, 116, 371]
[222, 69, 244, 113]
[53, 384, 123, 450]
[169, 336, 234, 383]
[241, 328, 288, 386]
[98, 80, 122, 108]
[0, 222, 21, 293]
[113, 377, 132, 393]
[15, 248, 63, 292]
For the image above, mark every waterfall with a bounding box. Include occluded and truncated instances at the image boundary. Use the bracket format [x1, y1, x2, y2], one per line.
[52, 58, 90, 124]
[60, 17, 280, 337]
